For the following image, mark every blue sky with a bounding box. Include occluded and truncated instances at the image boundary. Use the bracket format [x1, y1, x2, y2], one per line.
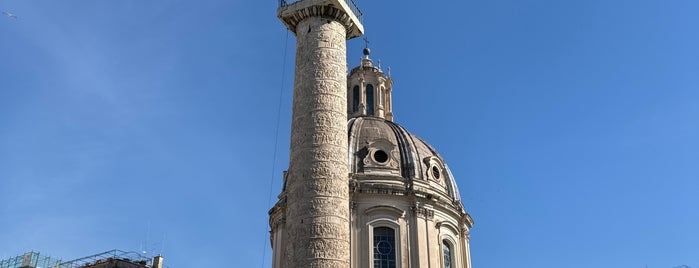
[0, 0, 697, 267]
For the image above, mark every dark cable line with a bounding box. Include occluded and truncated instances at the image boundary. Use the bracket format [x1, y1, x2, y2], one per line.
[261, 28, 290, 268]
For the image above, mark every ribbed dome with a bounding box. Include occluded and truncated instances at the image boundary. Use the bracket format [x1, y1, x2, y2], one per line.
[348, 116, 462, 202]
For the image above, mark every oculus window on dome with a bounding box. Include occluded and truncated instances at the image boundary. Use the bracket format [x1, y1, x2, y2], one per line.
[432, 166, 441, 180]
[373, 150, 389, 163]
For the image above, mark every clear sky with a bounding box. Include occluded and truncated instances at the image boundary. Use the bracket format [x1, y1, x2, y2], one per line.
[0, 0, 697, 267]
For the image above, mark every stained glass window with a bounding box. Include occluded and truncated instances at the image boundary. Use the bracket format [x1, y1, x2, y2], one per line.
[373, 227, 395, 268]
[443, 240, 452, 268]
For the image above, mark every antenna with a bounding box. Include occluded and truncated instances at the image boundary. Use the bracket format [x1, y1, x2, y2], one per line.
[159, 232, 166, 256]
[142, 220, 151, 257]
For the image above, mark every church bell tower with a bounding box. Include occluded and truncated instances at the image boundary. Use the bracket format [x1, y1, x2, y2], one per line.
[272, 1, 364, 267]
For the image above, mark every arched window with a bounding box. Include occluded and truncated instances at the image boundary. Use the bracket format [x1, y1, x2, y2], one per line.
[352, 85, 360, 112]
[443, 240, 452, 268]
[366, 84, 374, 115]
[373, 227, 396, 268]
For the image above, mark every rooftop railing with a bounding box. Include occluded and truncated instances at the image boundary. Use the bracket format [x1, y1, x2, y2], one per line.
[279, 0, 363, 22]
[56, 249, 148, 268]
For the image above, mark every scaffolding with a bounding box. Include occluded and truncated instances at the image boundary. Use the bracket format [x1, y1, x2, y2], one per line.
[0, 252, 62, 268]
[0, 250, 149, 268]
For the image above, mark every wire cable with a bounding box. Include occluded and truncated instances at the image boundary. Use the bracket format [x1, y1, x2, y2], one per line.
[261, 28, 290, 268]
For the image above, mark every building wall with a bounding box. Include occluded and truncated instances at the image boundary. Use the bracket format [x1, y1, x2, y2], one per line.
[350, 194, 471, 268]
[81, 259, 148, 268]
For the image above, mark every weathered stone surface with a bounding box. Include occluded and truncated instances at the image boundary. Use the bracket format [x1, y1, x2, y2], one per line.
[272, 3, 476, 268]
[284, 16, 350, 268]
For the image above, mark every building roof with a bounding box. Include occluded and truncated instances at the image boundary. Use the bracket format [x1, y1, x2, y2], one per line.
[348, 116, 462, 202]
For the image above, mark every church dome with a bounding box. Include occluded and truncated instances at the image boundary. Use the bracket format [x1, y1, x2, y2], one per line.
[348, 116, 462, 204]
[270, 43, 474, 268]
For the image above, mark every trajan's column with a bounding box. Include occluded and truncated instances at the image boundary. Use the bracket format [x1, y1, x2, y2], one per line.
[277, 0, 364, 267]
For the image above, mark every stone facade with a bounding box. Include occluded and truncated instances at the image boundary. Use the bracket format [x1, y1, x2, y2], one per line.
[286, 16, 350, 268]
[347, 51, 394, 121]
[271, 1, 473, 267]
[271, 52, 475, 267]
[275, 1, 363, 267]
[344, 114, 474, 268]
[343, 54, 473, 268]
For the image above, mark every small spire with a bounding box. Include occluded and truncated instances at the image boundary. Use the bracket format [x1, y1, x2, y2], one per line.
[360, 39, 373, 67]
[362, 37, 371, 59]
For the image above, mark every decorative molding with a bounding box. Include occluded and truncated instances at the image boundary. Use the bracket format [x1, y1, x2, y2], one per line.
[463, 213, 475, 228]
[423, 156, 445, 185]
[357, 182, 405, 196]
[435, 221, 460, 235]
[411, 205, 434, 220]
[364, 205, 405, 218]
[461, 227, 471, 240]
[278, 0, 364, 39]
[362, 139, 400, 176]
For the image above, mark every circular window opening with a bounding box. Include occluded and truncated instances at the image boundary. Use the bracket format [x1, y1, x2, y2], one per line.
[432, 166, 441, 179]
[374, 150, 389, 163]
[376, 240, 393, 254]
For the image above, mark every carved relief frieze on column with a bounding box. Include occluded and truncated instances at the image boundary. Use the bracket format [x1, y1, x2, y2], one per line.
[275, 1, 363, 267]
[283, 15, 351, 268]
